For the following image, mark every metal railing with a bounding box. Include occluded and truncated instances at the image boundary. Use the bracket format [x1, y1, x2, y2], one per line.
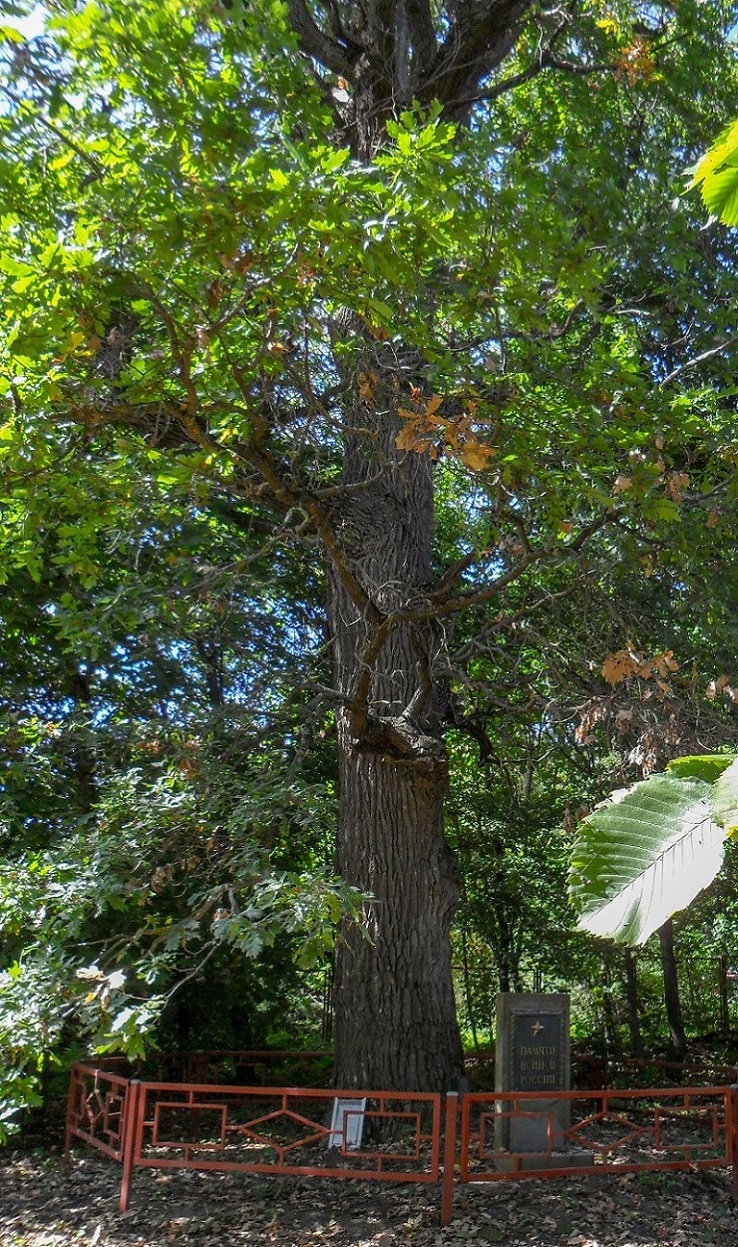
[440, 1084, 738, 1224]
[64, 1058, 738, 1225]
[65, 1062, 441, 1212]
[65, 1063, 133, 1164]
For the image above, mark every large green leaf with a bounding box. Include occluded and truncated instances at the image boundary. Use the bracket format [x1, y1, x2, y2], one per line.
[570, 775, 725, 945]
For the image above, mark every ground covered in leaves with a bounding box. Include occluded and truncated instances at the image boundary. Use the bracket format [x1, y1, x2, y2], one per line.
[1, 1150, 736, 1247]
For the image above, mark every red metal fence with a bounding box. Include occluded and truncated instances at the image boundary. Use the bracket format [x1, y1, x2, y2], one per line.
[66, 1063, 441, 1212]
[65, 1063, 132, 1164]
[442, 1085, 737, 1224]
[65, 1061, 738, 1225]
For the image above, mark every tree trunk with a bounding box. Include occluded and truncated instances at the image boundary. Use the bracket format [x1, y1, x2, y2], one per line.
[328, 376, 465, 1091]
[658, 918, 687, 1065]
[599, 956, 619, 1059]
[284, 0, 543, 1094]
[498, 959, 511, 995]
[69, 663, 97, 814]
[332, 733, 465, 1089]
[461, 928, 480, 1051]
[623, 948, 645, 1062]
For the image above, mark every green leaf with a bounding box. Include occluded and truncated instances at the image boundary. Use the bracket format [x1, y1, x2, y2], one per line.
[701, 168, 738, 227]
[321, 147, 350, 173]
[666, 754, 738, 783]
[0, 25, 27, 43]
[689, 118, 738, 188]
[268, 168, 289, 189]
[710, 757, 738, 837]
[570, 775, 725, 945]
[642, 496, 681, 524]
[689, 119, 738, 225]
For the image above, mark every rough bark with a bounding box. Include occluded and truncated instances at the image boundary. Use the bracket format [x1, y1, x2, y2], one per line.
[332, 723, 465, 1089]
[328, 363, 465, 1090]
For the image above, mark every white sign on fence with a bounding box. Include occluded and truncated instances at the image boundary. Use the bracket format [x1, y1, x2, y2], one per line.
[328, 1097, 366, 1150]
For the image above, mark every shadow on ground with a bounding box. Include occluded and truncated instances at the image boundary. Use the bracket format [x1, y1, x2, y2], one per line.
[0, 1151, 736, 1246]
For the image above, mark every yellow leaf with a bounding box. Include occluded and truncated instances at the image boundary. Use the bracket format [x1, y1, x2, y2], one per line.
[602, 649, 641, 685]
[395, 423, 423, 452]
[666, 471, 689, 503]
[54, 330, 87, 363]
[358, 371, 377, 404]
[460, 442, 495, 471]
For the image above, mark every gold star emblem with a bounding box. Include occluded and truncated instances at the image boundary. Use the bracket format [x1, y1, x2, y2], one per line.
[531, 1019, 544, 1036]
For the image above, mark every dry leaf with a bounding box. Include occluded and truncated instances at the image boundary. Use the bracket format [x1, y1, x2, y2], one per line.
[601, 649, 641, 685]
[460, 442, 495, 471]
[358, 371, 377, 405]
[667, 471, 690, 503]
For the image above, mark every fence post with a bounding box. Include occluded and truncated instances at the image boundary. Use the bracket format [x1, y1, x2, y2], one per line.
[119, 1080, 143, 1213]
[440, 1091, 458, 1227]
[730, 1084, 738, 1205]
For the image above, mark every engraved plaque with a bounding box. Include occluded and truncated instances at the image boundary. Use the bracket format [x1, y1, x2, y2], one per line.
[511, 1011, 565, 1092]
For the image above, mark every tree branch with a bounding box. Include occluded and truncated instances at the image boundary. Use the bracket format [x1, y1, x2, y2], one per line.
[406, 0, 437, 68]
[424, 0, 533, 112]
[286, 0, 354, 75]
[446, 49, 612, 111]
[659, 341, 732, 387]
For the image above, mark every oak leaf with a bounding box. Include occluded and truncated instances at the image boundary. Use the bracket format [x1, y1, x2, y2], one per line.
[667, 471, 689, 503]
[602, 649, 641, 685]
[358, 371, 377, 405]
[460, 442, 496, 471]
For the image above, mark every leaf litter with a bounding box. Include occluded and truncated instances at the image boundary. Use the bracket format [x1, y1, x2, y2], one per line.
[0, 1152, 736, 1247]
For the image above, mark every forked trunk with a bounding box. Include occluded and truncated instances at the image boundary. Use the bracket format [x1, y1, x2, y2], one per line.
[283, 0, 541, 1092]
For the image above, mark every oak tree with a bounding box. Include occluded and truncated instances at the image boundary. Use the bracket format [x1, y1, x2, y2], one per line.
[3, 0, 738, 1095]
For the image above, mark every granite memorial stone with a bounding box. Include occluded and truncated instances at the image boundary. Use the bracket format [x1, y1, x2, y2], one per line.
[495, 992, 586, 1167]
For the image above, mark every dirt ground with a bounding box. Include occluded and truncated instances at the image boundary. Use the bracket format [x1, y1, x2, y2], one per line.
[1, 1150, 737, 1247]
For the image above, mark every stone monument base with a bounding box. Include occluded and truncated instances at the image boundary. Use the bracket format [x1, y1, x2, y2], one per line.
[493, 1148, 593, 1173]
